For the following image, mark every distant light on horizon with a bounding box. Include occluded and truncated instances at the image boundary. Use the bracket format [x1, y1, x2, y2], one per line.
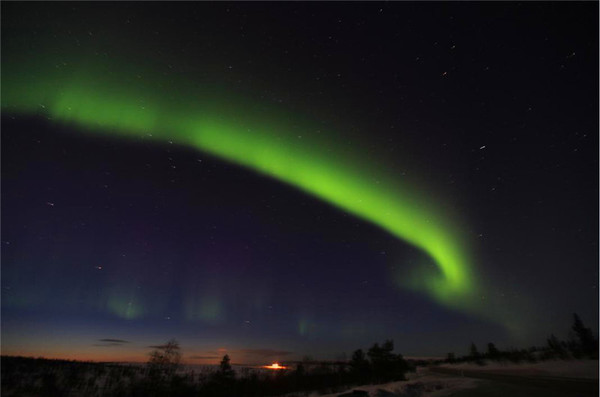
[264, 363, 287, 370]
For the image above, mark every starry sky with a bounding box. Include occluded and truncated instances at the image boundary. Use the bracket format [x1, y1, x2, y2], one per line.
[1, 2, 598, 365]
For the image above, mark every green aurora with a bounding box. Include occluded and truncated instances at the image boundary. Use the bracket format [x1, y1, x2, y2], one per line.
[2, 51, 482, 320]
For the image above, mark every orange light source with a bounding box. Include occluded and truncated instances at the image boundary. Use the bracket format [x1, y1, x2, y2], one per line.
[264, 362, 287, 370]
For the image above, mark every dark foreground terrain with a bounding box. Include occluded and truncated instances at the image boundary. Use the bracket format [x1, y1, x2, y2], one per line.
[0, 353, 410, 397]
[430, 366, 599, 397]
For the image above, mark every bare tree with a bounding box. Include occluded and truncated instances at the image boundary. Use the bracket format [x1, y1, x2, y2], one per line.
[148, 339, 181, 379]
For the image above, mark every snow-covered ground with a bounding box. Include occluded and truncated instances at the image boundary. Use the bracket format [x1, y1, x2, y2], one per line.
[312, 367, 481, 397]
[299, 360, 599, 397]
[439, 359, 599, 379]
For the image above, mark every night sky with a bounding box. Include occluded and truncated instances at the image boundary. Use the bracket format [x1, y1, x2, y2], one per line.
[1, 2, 598, 365]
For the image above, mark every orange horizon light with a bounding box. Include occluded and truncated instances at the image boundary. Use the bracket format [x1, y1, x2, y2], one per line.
[264, 362, 287, 370]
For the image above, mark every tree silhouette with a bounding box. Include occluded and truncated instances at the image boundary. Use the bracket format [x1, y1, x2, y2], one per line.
[487, 343, 500, 360]
[349, 348, 370, 382]
[571, 313, 598, 358]
[208, 354, 236, 395]
[367, 340, 408, 382]
[218, 354, 235, 380]
[469, 343, 479, 357]
[547, 334, 568, 359]
[469, 342, 484, 365]
[148, 339, 181, 380]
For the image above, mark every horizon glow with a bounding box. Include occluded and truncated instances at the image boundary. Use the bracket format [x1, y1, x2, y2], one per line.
[264, 363, 287, 370]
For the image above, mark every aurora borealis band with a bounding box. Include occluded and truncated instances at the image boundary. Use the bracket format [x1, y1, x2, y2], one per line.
[2, 2, 598, 363]
[2, 54, 476, 309]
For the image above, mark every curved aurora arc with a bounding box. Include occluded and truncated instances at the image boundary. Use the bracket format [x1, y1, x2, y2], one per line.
[2, 56, 482, 319]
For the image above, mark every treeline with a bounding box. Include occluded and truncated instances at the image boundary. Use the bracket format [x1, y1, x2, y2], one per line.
[1, 339, 411, 397]
[442, 313, 599, 366]
[134, 339, 411, 397]
[1, 356, 145, 397]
